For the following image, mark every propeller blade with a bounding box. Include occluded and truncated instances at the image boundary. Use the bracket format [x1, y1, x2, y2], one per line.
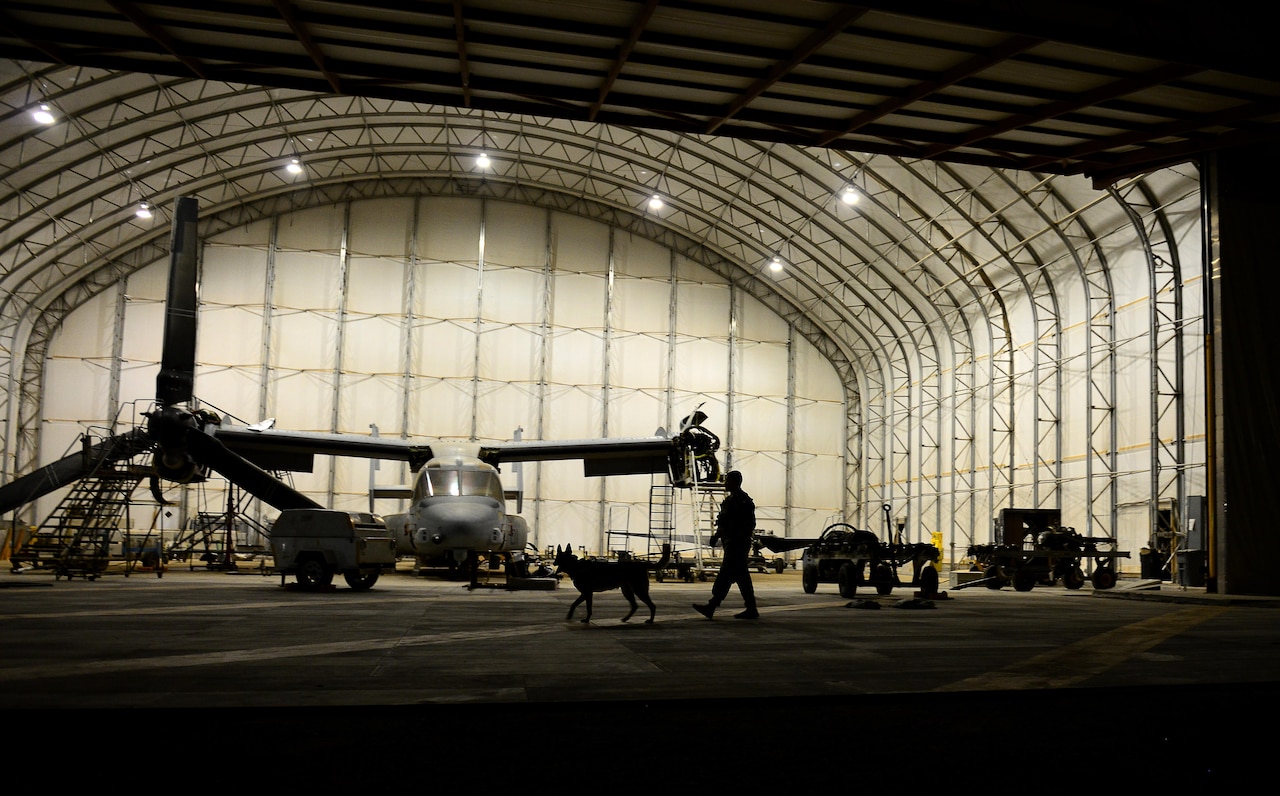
[156, 196, 200, 407]
[0, 430, 151, 515]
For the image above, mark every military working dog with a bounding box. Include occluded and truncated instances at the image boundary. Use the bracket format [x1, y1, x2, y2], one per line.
[554, 544, 672, 624]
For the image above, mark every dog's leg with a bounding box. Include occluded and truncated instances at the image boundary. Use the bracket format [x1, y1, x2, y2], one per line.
[581, 592, 593, 624]
[619, 584, 638, 622]
[567, 592, 586, 621]
[638, 585, 657, 624]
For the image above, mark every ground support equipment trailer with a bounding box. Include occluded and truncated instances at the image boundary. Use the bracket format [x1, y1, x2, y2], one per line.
[963, 508, 1129, 592]
[270, 509, 397, 590]
[766, 523, 939, 598]
[967, 528, 1129, 592]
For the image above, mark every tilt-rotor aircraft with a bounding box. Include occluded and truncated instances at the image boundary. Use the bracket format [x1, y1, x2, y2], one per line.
[0, 197, 694, 583]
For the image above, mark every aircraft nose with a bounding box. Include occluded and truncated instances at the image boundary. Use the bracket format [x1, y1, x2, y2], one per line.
[420, 501, 499, 547]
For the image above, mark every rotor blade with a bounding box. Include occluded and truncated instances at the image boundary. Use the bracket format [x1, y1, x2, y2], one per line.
[185, 430, 321, 512]
[0, 430, 151, 515]
[156, 196, 200, 407]
[755, 536, 821, 553]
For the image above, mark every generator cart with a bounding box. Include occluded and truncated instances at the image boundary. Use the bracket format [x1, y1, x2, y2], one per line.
[759, 517, 940, 598]
[270, 508, 397, 590]
[964, 508, 1129, 592]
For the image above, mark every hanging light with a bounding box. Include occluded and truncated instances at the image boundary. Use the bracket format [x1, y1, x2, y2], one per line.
[841, 186, 859, 205]
[32, 103, 55, 125]
[769, 255, 784, 273]
[286, 157, 304, 174]
[648, 194, 664, 211]
[136, 202, 153, 219]
[476, 152, 491, 169]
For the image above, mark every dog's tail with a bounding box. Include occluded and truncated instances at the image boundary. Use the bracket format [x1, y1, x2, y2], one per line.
[653, 542, 672, 570]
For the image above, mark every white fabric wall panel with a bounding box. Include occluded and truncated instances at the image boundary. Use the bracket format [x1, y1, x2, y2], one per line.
[672, 338, 728, 393]
[276, 205, 345, 251]
[610, 333, 666, 390]
[408, 378, 472, 438]
[338, 375, 404, 434]
[202, 243, 268, 306]
[344, 316, 405, 374]
[413, 318, 476, 380]
[268, 371, 335, 431]
[613, 279, 671, 333]
[273, 250, 341, 313]
[417, 262, 478, 320]
[675, 282, 729, 338]
[735, 395, 787, 452]
[347, 197, 416, 257]
[49, 287, 116, 360]
[119, 300, 164, 363]
[738, 342, 790, 397]
[791, 456, 843, 511]
[479, 324, 541, 384]
[481, 266, 544, 325]
[551, 213, 609, 273]
[270, 311, 337, 373]
[738, 292, 790, 343]
[795, 400, 845, 455]
[476, 381, 540, 441]
[347, 257, 407, 316]
[606, 389, 667, 439]
[552, 273, 604, 329]
[613, 233, 670, 279]
[200, 307, 263, 367]
[41, 358, 112, 422]
[485, 202, 548, 269]
[420, 198, 481, 261]
[540, 384, 604, 440]
[549, 329, 604, 386]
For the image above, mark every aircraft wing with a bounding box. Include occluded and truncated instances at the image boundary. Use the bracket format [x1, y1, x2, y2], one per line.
[212, 424, 434, 471]
[213, 424, 675, 476]
[487, 436, 674, 476]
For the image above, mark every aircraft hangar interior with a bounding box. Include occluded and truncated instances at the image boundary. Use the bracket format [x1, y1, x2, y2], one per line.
[1, 2, 1279, 780]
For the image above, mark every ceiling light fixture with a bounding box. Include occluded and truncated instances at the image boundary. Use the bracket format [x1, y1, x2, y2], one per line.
[476, 152, 491, 169]
[648, 195, 664, 211]
[286, 158, 303, 174]
[32, 103, 55, 125]
[769, 255, 784, 273]
[841, 186, 859, 205]
[136, 202, 153, 219]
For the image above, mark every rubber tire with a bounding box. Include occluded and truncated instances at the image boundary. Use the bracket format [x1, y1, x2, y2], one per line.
[838, 562, 859, 598]
[295, 556, 334, 588]
[918, 565, 939, 595]
[343, 570, 379, 590]
[802, 566, 818, 594]
[1013, 568, 1037, 592]
[873, 563, 894, 595]
[1062, 567, 1086, 590]
[1091, 567, 1117, 590]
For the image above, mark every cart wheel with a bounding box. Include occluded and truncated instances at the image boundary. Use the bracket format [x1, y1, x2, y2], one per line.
[296, 556, 334, 588]
[802, 566, 818, 594]
[984, 565, 1007, 589]
[1062, 566, 1085, 590]
[838, 563, 860, 598]
[1013, 568, 1036, 592]
[873, 563, 894, 595]
[343, 570, 379, 591]
[1091, 567, 1117, 590]
[918, 565, 939, 595]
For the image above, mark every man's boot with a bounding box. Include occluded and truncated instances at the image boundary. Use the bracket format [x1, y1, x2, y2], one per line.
[692, 602, 716, 619]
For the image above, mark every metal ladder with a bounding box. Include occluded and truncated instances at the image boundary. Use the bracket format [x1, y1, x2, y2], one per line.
[16, 466, 143, 579]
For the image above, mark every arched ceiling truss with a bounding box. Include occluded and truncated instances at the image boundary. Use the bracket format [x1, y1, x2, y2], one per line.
[1, 57, 1204, 542]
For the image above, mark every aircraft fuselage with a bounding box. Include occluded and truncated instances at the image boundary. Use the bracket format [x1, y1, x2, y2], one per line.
[383, 448, 528, 564]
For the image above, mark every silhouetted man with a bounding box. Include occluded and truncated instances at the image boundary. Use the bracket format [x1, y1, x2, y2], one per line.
[693, 470, 759, 619]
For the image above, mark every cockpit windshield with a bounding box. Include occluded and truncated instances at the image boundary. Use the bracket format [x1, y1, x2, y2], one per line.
[422, 468, 505, 502]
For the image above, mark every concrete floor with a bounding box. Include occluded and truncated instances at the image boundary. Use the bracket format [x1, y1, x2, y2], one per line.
[3, 564, 1277, 785]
